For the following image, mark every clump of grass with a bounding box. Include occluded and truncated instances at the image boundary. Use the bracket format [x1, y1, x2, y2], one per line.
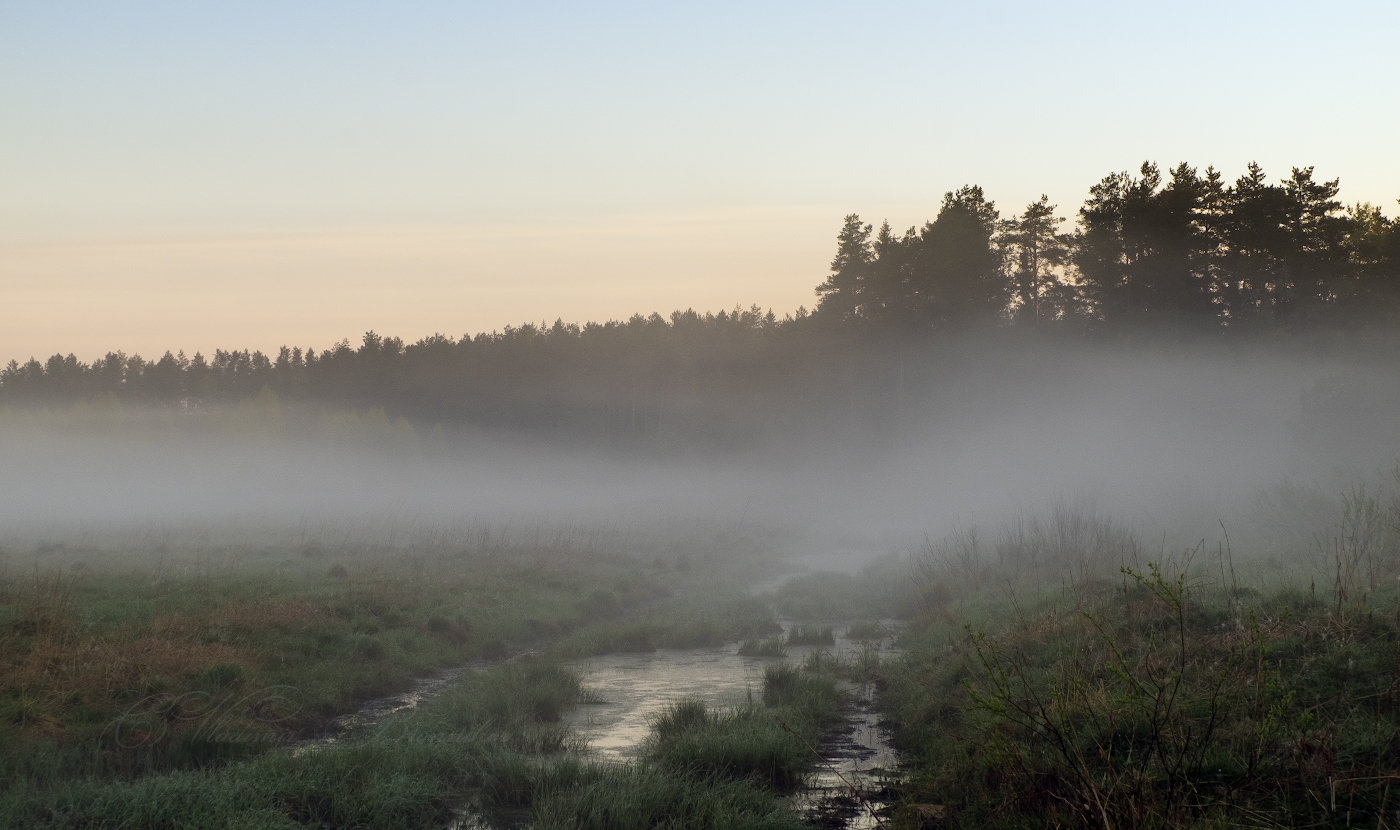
[531, 764, 804, 830]
[784, 625, 834, 646]
[404, 658, 598, 751]
[657, 619, 726, 649]
[838, 643, 885, 683]
[550, 620, 660, 658]
[843, 620, 888, 641]
[647, 702, 809, 790]
[649, 697, 716, 742]
[639, 660, 850, 795]
[761, 663, 843, 728]
[737, 637, 787, 657]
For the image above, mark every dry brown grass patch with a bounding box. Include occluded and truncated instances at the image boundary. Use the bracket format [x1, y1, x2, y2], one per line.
[215, 598, 329, 632]
[6, 630, 255, 700]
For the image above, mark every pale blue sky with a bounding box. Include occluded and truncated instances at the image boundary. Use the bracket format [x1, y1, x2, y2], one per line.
[2, 1, 1397, 358]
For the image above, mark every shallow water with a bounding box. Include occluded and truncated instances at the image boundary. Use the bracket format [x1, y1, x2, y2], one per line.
[565, 623, 903, 828]
[564, 645, 766, 759]
[312, 609, 903, 827]
[791, 678, 901, 829]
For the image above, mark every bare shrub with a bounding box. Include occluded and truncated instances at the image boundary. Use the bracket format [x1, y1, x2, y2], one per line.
[912, 501, 1142, 607]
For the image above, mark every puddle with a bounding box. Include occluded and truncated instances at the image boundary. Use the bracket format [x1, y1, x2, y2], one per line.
[564, 645, 771, 760]
[565, 622, 903, 828]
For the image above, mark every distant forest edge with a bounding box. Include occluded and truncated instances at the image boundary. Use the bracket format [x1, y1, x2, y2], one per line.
[4, 161, 1400, 440]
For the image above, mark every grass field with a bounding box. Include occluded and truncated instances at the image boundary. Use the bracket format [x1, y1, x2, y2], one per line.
[1, 618, 856, 829]
[0, 538, 675, 784]
[0, 522, 873, 828]
[7, 472, 1398, 828]
[863, 489, 1400, 829]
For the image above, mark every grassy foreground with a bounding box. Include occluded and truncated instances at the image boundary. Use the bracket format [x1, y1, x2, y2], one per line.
[1, 649, 854, 829]
[0, 538, 678, 785]
[872, 493, 1400, 829]
[0, 526, 872, 828]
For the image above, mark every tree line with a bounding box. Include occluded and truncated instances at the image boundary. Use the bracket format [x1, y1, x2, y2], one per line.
[2, 160, 1397, 440]
[1, 308, 839, 440]
[817, 162, 1399, 331]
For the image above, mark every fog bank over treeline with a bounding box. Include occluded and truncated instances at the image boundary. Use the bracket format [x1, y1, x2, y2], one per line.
[4, 337, 1398, 552]
[3, 160, 1400, 544]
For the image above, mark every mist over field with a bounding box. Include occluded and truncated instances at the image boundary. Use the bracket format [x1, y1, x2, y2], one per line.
[6, 339, 1397, 559]
[10, 3, 1400, 825]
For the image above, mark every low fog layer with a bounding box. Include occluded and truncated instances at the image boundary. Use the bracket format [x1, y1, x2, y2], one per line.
[4, 345, 1399, 556]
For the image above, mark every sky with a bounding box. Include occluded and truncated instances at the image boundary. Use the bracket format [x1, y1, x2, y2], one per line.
[3, 1, 1398, 362]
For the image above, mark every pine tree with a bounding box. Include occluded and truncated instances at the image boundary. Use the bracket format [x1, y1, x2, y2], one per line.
[911, 185, 1006, 327]
[815, 214, 873, 322]
[1003, 195, 1073, 325]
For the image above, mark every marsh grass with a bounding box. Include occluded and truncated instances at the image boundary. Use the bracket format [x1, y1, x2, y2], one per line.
[0, 534, 884, 828]
[392, 658, 603, 753]
[881, 496, 1400, 828]
[737, 637, 788, 657]
[648, 701, 808, 790]
[476, 655, 855, 829]
[784, 624, 835, 646]
[760, 663, 844, 730]
[0, 523, 857, 829]
[774, 563, 918, 622]
[531, 764, 805, 830]
[548, 594, 781, 659]
[0, 540, 666, 786]
[0, 654, 602, 830]
[843, 620, 890, 641]
[2, 652, 825, 829]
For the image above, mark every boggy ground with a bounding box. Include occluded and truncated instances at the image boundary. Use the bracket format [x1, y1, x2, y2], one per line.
[863, 496, 1400, 829]
[1, 635, 867, 828]
[0, 541, 659, 779]
[13, 488, 1396, 829]
[0, 525, 804, 820]
[1, 523, 917, 828]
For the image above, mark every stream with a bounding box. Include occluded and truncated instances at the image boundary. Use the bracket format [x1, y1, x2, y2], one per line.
[563, 622, 903, 828]
[322, 623, 904, 828]
[314, 555, 903, 828]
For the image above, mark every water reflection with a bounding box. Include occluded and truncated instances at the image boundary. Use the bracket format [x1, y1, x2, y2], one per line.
[565, 625, 903, 828]
[564, 644, 770, 760]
